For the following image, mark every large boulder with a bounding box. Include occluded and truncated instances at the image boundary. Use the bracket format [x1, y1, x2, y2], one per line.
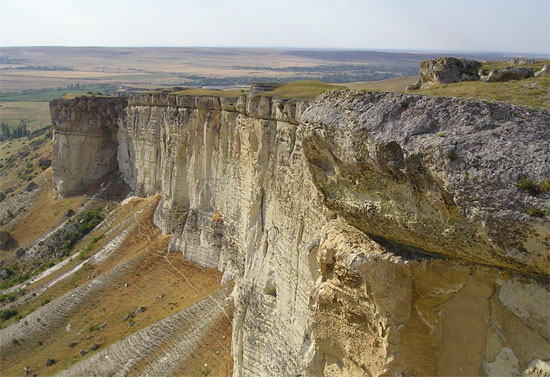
[483, 67, 534, 82]
[419, 57, 482, 88]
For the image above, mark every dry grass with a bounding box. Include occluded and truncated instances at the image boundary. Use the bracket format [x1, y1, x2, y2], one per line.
[1, 169, 86, 254]
[341, 76, 419, 92]
[171, 310, 234, 377]
[261, 80, 346, 100]
[479, 59, 550, 75]
[1, 196, 226, 376]
[418, 75, 550, 109]
[173, 88, 244, 97]
[0, 102, 52, 129]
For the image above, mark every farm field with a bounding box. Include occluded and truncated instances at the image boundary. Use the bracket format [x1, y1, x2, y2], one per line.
[0, 102, 51, 129]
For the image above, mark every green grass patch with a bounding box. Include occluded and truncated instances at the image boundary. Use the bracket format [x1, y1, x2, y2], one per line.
[0, 308, 18, 322]
[58, 209, 104, 258]
[0, 273, 31, 290]
[526, 207, 546, 218]
[0, 292, 16, 303]
[260, 80, 346, 100]
[78, 233, 105, 260]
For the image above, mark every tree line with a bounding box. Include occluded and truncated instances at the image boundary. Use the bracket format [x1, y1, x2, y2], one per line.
[1, 121, 29, 141]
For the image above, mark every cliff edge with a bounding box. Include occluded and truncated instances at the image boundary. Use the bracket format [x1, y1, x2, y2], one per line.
[50, 91, 550, 376]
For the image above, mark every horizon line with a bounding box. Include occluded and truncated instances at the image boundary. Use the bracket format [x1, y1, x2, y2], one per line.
[1, 45, 549, 57]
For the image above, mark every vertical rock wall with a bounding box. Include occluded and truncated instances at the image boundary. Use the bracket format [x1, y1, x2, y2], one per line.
[52, 91, 550, 376]
[50, 97, 127, 196]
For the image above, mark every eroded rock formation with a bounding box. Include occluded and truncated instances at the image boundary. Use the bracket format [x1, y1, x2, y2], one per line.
[51, 91, 550, 376]
[50, 96, 127, 195]
[418, 57, 482, 88]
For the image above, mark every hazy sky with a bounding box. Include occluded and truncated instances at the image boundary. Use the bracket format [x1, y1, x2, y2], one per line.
[1, 0, 549, 54]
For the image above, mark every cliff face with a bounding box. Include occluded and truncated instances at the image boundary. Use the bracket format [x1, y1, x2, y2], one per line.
[50, 97, 127, 196]
[52, 92, 550, 376]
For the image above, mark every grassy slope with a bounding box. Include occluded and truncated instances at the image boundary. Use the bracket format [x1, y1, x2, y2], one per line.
[1, 197, 232, 376]
[341, 76, 419, 92]
[172, 88, 244, 97]
[0, 134, 52, 196]
[260, 81, 346, 100]
[418, 75, 550, 109]
[341, 61, 550, 109]
[414, 60, 550, 109]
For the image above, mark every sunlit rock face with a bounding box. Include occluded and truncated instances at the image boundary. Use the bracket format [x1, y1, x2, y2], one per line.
[53, 90, 550, 377]
[50, 96, 127, 196]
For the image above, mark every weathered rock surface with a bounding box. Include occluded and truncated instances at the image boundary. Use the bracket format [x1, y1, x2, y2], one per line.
[535, 64, 550, 77]
[419, 57, 482, 87]
[50, 96, 127, 196]
[483, 67, 534, 82]
[51, 90, 550, 376]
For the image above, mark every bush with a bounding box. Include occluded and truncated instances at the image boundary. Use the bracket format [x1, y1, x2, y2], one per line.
[526, 207, 545, 217]
[77, 209, 103, 234]
[0, 308, 18, 322]
[518, 178, 540, 195]
[57, 209, 104, 257]
[0, 293, 16, 303]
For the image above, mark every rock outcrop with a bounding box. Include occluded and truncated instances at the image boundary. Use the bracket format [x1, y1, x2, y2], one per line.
[536, 64, 550, 77]
[418, 57, 482, 88]
[51, 90, 550, 376]
[50, 96, 127, 196]
[483, 67, 534, 82]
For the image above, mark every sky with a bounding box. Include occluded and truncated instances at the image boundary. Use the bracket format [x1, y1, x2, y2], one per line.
[1, 0, 549, 54]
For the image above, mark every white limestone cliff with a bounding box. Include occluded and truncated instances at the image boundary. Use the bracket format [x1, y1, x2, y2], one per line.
[51, 91, 550, 376]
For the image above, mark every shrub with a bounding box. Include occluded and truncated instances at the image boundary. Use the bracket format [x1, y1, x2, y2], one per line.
[518, 178, 540, 195]
[526, 207, 545, 217]
[0, 293, 16, 303]
[77, 209, 103, 234]
[58, 209, 104, 257]
[0, 308, 18, 322]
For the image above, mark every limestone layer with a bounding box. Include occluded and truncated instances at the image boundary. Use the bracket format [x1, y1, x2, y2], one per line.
[52, 92, 550, 377]
[50, 96, 127, 195]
